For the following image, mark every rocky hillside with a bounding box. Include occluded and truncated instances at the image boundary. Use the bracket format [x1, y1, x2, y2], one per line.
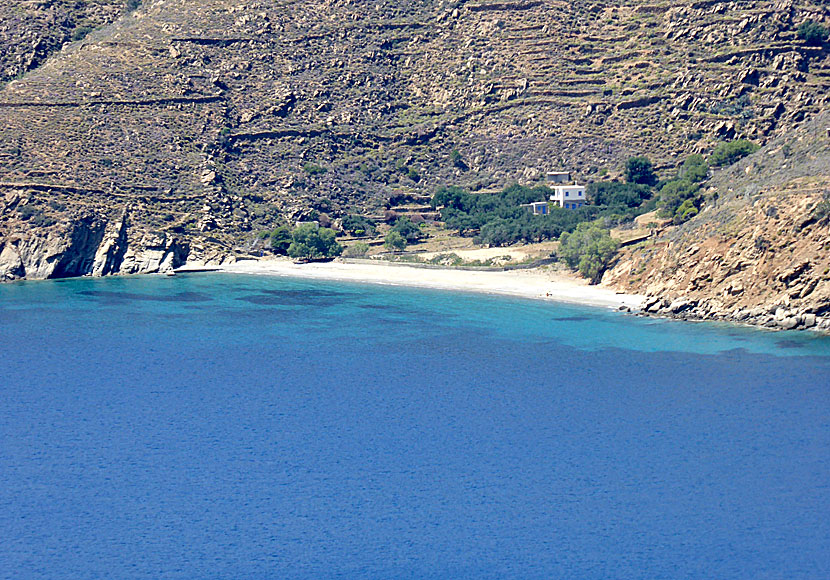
[0, 0, 828, 280]
[1, 1, 132, 84]
[605, 109, 830, 331]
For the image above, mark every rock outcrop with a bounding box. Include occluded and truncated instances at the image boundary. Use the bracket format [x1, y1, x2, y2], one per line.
[0, 207, 191, 281]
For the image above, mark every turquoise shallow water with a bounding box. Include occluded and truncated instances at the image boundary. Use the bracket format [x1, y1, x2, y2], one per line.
[1, 273, 829, 579]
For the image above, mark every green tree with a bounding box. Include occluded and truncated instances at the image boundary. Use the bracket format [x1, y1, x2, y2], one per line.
[384, 230, 407, 251]
[341, 214, 377, 236]
[587, 181, 651, 208]
[657, 179, 699, 219]
[681, 154, 709, 183]
[287, 224, 343, 260]
[798, 20, 829, 46]
[269, 226, 292, 255]
[558, 224, 620, 284]
[392, 217, 424, 243]
[625, 156, 656, 186]
[709, 139, 760, 167]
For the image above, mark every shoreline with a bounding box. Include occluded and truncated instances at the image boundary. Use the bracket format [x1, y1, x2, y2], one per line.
[184, 257, 646, 310]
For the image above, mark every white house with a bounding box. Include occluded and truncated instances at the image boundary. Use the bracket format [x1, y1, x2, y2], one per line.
[549, 185, 586, 209]
[521, 201, 549, 215]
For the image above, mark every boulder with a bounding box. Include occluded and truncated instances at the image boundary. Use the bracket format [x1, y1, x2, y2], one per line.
[667, 298, 694, 314]
[778, 317, 799, 330]
[0, 242, 25, 280]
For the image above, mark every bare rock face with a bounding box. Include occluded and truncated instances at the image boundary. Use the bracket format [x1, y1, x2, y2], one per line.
[0, 241, 25, 280]
[0, 208, 191, 281]
[92, 211, 129, 277]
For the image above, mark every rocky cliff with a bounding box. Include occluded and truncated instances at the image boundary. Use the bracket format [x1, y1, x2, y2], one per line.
[605, 109, 830, 331]
[0, 0, 828, 281]
[0, 201, 198, 280]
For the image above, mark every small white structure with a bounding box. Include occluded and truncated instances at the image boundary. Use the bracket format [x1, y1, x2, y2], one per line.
[545, 171, 571, 184]
[521, 201, 549, 215]
[550, 185, 586, 209]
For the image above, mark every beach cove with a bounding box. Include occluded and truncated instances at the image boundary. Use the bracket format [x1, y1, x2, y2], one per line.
[188, 257, 646, 311]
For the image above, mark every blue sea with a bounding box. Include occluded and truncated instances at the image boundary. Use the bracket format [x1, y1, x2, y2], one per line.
[1, 273, 829, 579]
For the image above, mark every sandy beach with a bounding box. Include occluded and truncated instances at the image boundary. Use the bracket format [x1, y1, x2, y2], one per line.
[189, 258, 645, 310]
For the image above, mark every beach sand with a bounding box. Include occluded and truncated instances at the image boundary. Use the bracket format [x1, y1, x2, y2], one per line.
[191, 258, 645, 310]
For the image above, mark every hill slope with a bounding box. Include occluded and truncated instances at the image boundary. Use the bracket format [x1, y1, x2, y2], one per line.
[0, 0, 828, 280]
[605, 109, 830, 331]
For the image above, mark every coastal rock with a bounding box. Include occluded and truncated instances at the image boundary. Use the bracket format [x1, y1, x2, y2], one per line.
[92, 211, 129, 277]
[0, 210, 192, 281]
[778, 316, 799, 330]
[0, 242, 25, 280]
[667, 299, 694, 314]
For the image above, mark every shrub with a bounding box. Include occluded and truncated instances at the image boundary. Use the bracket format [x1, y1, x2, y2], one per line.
[18, 205, 56, 227]
[709, 139, 760, 167]
[674, 198, 699, 223]
[303, 163, 327, 176]
[428, 253, 464, 266]
[343, 242, 370, 258]
[450, 149, 467, 169]
[71, 25, 95, 42]
[287, 224, 342, 260]
[125, 0, 142, 12]
[341, 214, 377, 236]
[813, 192, 830, 222]
[798, 20, 829, 46]
[558, 224, 620, 284]
[625, 156, 656, 186]
[384, 230, 407, 251]
[18, 205, 40, 221]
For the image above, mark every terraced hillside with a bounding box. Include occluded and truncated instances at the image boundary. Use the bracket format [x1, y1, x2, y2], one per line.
[0, 0, 828, 279]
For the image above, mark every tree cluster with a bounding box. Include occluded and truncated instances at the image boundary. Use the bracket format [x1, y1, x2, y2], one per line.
[261, 224, 343, 260]
[656, 154, 709, 224]
[557, 223, 620, 285]
[341, 214, 377, 236]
